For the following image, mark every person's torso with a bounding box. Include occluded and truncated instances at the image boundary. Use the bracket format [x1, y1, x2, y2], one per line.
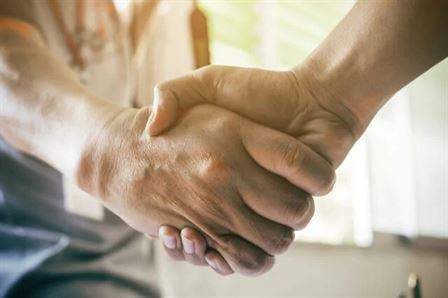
[0, 1, 156, 296]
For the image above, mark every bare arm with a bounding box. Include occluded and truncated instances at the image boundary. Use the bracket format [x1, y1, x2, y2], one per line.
[298, 0, 448, 136]
[0, 18, 122, 177]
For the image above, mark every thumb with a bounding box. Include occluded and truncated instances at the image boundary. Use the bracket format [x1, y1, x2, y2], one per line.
[146, 75, 209, 136]
[146, 87, 180, 136]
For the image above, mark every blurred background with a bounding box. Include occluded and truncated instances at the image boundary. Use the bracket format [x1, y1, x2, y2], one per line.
[196, 0, 448, 245]
[141, 1, 448, 297]
[0, 1, 445, 297]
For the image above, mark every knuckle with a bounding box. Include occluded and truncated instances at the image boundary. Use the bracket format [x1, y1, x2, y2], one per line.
[218, 236, 274, 276]
[209, 113, 235, 132]
[154, 80, 171, 92]
[286, 198, 309, 230]
[199, 155, 232, 182]
[277, 141, 336, 196]
[196, 64, 222, 80]
[267, 227, 294, 255]
[314, 167, 336, 196]
[288, 197, 315, 230]
[198, 64, 220, 74]
[233, 250, 274, 276]
[194, 65, 219, 86]
[279, 142, 304, 170]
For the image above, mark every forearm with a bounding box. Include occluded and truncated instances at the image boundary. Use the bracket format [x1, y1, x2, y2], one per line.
[295, 0, 448, 136]
[0, 18, 122, 177]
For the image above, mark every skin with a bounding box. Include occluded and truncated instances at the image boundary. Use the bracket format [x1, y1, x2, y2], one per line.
[79, 103, 324, 275]
[2, 0, 447, 277]
[152, 0, 448, 274]
[0, 13, 334, 275]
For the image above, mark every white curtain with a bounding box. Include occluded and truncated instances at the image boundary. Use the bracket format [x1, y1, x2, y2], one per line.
[368, 59, 448, 239]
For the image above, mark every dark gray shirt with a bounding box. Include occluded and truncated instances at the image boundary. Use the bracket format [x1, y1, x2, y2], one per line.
[0, 139, 159, 297]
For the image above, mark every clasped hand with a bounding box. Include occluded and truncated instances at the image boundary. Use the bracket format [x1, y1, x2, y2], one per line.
[79, 65, 356, 276]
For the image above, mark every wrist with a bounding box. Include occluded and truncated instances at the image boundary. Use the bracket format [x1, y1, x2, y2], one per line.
[75, 105, 148, 201]
[65, 93, 125, 181]
[290, 64, 365, 140]
[294, 44, 396, 138]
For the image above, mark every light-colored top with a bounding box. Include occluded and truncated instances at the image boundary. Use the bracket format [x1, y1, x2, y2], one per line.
[0, 1, 195, 296]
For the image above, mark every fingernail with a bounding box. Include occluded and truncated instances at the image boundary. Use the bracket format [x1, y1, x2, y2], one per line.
[206, 256, 219, 272]
[182, 236, 195, 254]
[161, 235, 177, 250]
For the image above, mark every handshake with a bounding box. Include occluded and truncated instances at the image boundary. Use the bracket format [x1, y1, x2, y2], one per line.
[77, 65, 361, 276]
[1, 0, 442, 279]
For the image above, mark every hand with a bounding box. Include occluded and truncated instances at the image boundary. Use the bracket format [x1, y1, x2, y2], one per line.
[149, 65, 359, 168]
[77, 103, 327, 275]
[150, 65, 358, 273]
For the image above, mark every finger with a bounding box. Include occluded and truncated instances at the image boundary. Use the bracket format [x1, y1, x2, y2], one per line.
[229, 203, 295, 256]
[205, 249, 234, 276]
[240, 121, 336, 196]
[189, 186, 295, 256]
[196, 195, 294, 257]
[237, 166, 315, 230]
[169, 191, 280, 275]
[205, 233, 275, 276]
[173, 176, 294, 258]
[180, 227, 207, 266]
[158, 225, 185, 261]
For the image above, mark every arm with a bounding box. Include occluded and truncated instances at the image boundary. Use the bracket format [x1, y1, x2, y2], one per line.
[298, 0, 448, 136]
[0, 18, 122, 177]
[0, 18, 323, 276]
[150, 0, 448, 272]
